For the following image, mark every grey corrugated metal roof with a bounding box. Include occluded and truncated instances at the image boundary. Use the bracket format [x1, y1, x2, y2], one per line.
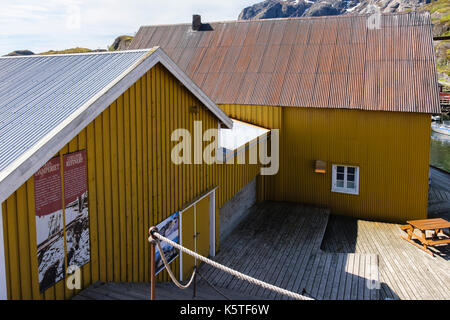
[130, 12, 440, 113]
[0, 49, 152, 174]
[0, 47, 233, 203]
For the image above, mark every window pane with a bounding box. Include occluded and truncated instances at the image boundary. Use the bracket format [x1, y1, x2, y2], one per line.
[347, 181, 355, 189]
[348, 167, 355, 174]
[337, 173, 344, 181]
[347, 174, 355, 182]
[337, 166, 345, 173]
[337, 180, 344, 188]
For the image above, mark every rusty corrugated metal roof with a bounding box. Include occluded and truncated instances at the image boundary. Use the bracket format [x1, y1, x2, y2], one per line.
[129, 12, 440, 113]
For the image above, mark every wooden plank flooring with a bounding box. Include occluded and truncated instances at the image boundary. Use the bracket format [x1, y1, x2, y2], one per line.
[72, 281, 266, 300]
[196, 201, 380, 300]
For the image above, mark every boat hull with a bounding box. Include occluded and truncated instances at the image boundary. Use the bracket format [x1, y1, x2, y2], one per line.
[431, 124, 450, 136]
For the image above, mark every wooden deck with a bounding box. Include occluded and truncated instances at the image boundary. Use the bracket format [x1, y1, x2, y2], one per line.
[73, 167, 449, 300]
[196, 202, 380, 300]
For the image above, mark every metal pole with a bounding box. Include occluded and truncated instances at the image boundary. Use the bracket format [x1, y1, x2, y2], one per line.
[149, 226, 158, 301]
[193, 266, 197, 298]
[150, 240, 156, 300]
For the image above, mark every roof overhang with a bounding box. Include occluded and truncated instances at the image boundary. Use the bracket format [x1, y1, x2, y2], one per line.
[0, 47, 232, 203]
[218, 119, 270, 162]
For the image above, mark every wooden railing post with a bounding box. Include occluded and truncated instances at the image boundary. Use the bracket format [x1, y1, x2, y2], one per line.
[148, 226, 158, 301]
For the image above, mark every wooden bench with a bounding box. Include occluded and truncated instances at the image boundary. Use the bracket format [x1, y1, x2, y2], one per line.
[400, 218, 450, 256]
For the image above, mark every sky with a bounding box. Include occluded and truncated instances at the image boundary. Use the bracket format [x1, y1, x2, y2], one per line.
[0, 0, 257, 55]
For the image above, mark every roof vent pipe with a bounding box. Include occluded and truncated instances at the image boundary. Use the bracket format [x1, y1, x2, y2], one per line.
[192, 14, 202, 31]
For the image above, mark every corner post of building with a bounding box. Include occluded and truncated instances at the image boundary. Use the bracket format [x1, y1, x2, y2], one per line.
[0, 204, 7, 300]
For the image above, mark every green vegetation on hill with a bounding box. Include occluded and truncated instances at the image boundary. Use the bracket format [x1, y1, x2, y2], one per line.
[4, 34, 134, 57]
[421, 0, 450, 83]
[39, 47, 94, 55]
[435, 40, 450, 78]
[424, 0, 450, 36]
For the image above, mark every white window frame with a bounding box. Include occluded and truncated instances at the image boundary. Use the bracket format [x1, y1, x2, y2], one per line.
[331, 164, 359, 195]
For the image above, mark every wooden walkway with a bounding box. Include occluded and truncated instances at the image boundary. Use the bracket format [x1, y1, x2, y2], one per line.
[73, 281, 265, 300]
[196, 202, 380, 300]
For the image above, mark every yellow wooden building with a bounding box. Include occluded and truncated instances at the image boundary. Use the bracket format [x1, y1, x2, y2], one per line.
[0, 48, 266, 299]
[0, 12, 441, 300]
[130, 12, 440, 222]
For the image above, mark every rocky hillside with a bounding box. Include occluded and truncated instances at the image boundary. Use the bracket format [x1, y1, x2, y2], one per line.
[238, 0, 429, 20]
[239, 0, 450, 87]
[108, 35, 134, 51]
[4, 50, 34, 56]
[421, 0, 450, 85]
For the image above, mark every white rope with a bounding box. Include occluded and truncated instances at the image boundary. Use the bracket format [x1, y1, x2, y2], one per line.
[154, 239, 196, 290]
[149, 231, 313, 300]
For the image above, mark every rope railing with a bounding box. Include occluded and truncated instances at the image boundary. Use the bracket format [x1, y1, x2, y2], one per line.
[196, 269, 231, 300]
[154, 238, 197, 290]
[148, 227, 313, 301]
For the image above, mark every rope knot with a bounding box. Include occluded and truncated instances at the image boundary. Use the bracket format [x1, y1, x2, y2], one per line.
[148, 226, 159, 244]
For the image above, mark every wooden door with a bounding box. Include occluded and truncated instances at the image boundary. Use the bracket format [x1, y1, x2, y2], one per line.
[180, 206, 195, 281]
[195, 196, 210, 262]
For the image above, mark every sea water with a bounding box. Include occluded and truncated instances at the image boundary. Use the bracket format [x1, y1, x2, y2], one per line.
[430, 130, 450, 173]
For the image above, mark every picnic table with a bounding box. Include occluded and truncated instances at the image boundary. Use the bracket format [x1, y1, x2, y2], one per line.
[400, 218, 450, 256]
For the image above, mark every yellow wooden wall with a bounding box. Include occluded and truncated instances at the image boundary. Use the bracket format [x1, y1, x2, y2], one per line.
[220, 104, 431, 222]
[1, 63, 260, 300]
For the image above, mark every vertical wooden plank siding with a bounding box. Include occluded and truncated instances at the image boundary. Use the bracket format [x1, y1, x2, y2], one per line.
[219, 104, 430, 222]
[1, 63, 260, 299]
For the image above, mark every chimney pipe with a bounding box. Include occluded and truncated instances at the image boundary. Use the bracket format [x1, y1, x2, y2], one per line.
[192, 14, 202, 31]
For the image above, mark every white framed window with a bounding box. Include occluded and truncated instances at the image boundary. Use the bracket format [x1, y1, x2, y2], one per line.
[331, 165, 359, 195]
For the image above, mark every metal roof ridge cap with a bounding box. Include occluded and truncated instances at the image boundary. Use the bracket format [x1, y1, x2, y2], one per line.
[0, 48, 159, 202]
[0, 48, 153, 59]
[153, 47, 233, 129]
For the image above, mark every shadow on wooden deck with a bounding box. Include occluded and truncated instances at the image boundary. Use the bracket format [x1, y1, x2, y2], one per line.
[196, 201, 383, 300]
